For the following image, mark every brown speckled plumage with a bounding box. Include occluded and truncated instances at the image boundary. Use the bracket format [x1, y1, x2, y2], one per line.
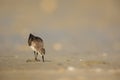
[28, 33, 45, 62]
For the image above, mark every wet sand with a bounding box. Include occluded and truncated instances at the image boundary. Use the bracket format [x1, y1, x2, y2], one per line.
[0, 52, 120, 80]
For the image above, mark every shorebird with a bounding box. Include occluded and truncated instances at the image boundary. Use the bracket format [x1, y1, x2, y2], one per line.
[28, 33, 45, 62]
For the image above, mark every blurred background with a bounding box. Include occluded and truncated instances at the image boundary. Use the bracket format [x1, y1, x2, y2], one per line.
[0, 0, 120, 57]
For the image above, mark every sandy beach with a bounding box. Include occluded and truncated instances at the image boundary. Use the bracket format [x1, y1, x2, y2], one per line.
[0, 0, 120, 80]
[0, 51, 120, 80]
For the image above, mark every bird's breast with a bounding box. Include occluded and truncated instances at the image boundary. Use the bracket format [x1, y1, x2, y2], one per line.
[30, 46, 42, 55]
[30, 46, 37, 52]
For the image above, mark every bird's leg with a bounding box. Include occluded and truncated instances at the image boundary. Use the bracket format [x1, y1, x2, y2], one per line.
[34, 51, 38, 61]
[41, 48, 45, 62]
[42, 55, 44, 62]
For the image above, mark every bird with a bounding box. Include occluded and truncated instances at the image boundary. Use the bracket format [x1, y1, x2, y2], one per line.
[28, 33, 45, 62]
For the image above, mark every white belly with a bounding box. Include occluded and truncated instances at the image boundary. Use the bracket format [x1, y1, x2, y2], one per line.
[30, 46, 37, 52]
[30, 46, 41, 55]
